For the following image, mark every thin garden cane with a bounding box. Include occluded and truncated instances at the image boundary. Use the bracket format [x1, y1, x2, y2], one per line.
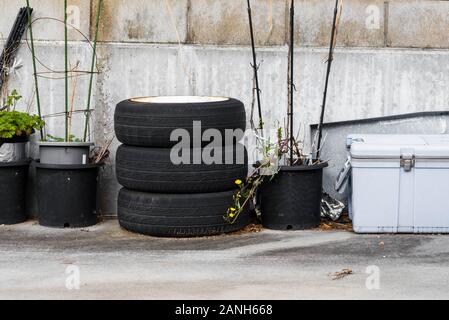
[68, 61, 80, 139]
[246, 0, 264, 133]
[83, 0, 102, 142]
[64, 0, 69, 142]
[25, 1, 43, 140]
[316, 0, 342, 160]
[287, 0, 295, 165]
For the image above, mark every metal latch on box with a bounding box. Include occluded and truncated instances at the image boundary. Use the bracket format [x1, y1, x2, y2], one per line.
[400, 153, 415, 172]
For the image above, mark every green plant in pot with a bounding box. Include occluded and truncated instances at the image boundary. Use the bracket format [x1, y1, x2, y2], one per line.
[0, 89, 44, 144]
[27, 0, 106, 228]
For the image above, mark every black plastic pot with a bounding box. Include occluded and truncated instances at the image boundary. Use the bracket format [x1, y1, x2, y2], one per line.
[0, 161, 29, 224]
[259, 162, 328, 230]
[0, 135, 30, 145]
[35, 162, 100, 228]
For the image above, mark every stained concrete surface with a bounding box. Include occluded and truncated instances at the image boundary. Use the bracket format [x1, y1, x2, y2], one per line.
[1, 219, 448, 300]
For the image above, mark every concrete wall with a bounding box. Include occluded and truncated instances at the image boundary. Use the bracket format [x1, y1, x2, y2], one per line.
[1, 0, 449, 215]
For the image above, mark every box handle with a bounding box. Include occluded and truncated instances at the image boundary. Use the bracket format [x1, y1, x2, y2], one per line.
[335, 157, 352, 193]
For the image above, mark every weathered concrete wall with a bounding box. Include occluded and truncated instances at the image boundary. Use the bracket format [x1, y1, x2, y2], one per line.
[1, 0, 449, 215]
[188, 0, 287, 46]
[0, 0, 91, 41]
[3, 0, 449, 47]
[388, 0, 449, 48]
[92, 0, 189, 43]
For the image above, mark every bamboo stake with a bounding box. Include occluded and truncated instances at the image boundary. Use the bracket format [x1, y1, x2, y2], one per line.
[83, 0, 102, 142]
[25, 2, 43, 140]
[316, 0, 341, 160]
[287, 0, 295, 165]
[64, 0, 69, 142]
[246, 0, 263, 133]
[68, 62, 79, 140]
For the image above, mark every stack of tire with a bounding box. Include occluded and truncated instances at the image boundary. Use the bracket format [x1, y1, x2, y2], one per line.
[114, 96, 249, 237]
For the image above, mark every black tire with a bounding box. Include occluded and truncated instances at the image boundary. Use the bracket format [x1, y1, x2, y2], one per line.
[116, 144, 248, 193]
[117, 188, 249, 237]
[114, 97, 246, 147]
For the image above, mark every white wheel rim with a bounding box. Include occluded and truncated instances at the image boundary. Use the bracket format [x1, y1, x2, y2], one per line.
[130, 96, 230, 104]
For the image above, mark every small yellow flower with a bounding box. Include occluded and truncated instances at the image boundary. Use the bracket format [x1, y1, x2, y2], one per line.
[235, 179, 243, 185]
[230, 207, 236, 212]
[229, 213, 235, 218]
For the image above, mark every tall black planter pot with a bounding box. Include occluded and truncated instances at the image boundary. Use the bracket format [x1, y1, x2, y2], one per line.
[35, 162, 100, 228]
[0, 161, 29, 224]
[0, 135, 30, 144]
[260, 162, 328, 230]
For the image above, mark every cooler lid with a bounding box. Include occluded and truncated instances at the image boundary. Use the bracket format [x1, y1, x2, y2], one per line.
[349, 134, 449, 160]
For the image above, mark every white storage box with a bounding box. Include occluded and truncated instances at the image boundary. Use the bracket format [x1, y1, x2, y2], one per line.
[348, 134, 449, 233]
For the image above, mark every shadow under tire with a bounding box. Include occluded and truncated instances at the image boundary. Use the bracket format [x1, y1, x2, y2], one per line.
[117, 188, 249, 237]
[116, 144, 248, 193]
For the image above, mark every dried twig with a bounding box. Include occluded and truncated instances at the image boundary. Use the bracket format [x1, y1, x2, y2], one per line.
[247, 0, 264, 134]
[267, 0, 274, 37]
[316, 0, 343, 160]
[165, 0, 193, 85]
[287, 0, 295, 165]
[330, 268, 353, 280]
[92, 135, 114, 164]
[68, 61, 80, 139]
